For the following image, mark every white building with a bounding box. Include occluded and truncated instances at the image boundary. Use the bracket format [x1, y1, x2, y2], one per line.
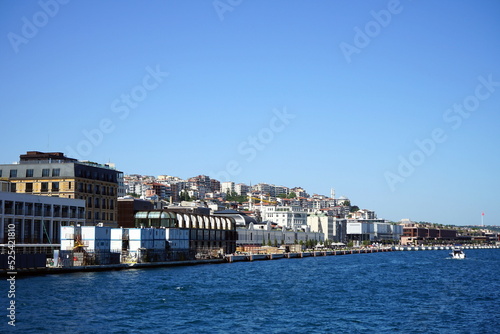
[237, 222, 324, 246]
[307, 214, 347, 243]
[221, 182, 235, 194]
[0, 191, 86, 245]
[235, 183, 250, 196]
[260, 205, 308, 229]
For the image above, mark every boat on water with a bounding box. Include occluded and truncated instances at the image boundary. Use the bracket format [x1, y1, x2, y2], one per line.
[450, 246, 466, 259]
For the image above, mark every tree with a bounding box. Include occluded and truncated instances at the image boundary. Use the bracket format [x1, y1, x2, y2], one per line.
[179, 191, 191, 201]
[350, 205, 359, 212]
[288, 192, 297, 199]
[273, 239, 278, 247]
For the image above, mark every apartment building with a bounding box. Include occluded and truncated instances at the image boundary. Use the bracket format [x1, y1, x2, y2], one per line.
[0, 151, 120, 227]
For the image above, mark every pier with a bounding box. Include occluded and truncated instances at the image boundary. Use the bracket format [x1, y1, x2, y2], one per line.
[3, 244, 499, 277]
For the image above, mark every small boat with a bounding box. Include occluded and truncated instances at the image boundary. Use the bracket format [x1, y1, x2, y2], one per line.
[450, 246, 466, 259]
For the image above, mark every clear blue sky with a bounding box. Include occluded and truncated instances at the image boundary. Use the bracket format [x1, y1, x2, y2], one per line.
[1, 0, 499, 226]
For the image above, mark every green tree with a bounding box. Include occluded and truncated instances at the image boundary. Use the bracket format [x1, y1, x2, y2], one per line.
[274, 239, 278, 247]
[288, 192, 297, 199]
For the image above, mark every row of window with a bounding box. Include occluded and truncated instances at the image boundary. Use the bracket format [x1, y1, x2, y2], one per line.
[77, 183, 115, 196]
[1, 168, 118, 183]
[75, 168, 117, 182]
[85, 197, 115, 210]
[18, 182, 62, 193]
[1, 218, 63, 243]
[2, 168, 61, 178]
[87, 211, 114, 221]
[13, 181, 114, 196]
[0, 200, 85, 219]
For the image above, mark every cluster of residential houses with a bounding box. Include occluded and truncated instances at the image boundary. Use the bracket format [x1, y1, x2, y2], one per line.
[1, 151, 498, 267]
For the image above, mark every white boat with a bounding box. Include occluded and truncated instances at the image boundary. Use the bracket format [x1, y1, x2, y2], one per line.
[450, 247, 466, 259]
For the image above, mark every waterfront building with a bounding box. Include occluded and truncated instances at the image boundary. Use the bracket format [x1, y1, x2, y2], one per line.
[117, 197, 155, 228]
[307, 213, 347, 243]
[0, 191, 86, 248]
[215, 209, 258, 227]
[259, 205, 308, 229]
[236, 222, 324, 248]
[133, 210, 237, 257]
[346, 220, 403, 244]
[0, 151, 120, 227]
[401, 225, 458, 245]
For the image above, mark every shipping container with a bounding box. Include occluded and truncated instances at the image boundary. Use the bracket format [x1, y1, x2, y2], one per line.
[83, 239, 111, 252]
[110, 240, 122, 253]
[128, 228, 155, 240]
[153, 239, 166, 250]
[81, 226, 112, 240]
[111, 228, 123, 240]
[60, 226, 75, 240]
[61, 239, 75, 251]
[153, 228, 166, 240]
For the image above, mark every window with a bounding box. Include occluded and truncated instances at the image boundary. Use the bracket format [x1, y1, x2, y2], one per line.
[42, 169, 50, 177]
[25, 183, 33, 192]
[52, 182, 60, 192]
[52, 168, 60, 177]
[68, 182, 72, 190]
[0, 170, 2, 177]
[26, 169, 34, 177]
[41, 182, 49, 192]
[10, 169, 17, 178]
[10, 183, 16, 192]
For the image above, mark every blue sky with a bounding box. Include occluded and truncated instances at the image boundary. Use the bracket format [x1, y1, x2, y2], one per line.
[1, 0, 499, 226]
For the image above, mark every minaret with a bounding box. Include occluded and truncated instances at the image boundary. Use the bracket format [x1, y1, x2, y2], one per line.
[330, 188, 335, 199]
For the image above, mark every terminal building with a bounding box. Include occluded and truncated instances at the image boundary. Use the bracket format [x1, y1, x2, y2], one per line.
[133, 210, 238, 257]
[0, 190, 86, 255]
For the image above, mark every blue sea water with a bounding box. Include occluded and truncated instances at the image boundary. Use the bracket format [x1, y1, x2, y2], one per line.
[3, 249, 500, 333]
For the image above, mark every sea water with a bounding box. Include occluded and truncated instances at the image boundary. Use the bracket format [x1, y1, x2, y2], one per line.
[4, 249, 500, 333]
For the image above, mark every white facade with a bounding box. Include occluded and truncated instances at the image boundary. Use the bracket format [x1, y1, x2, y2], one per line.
[260, 205, 307, 229]
[346, 220, 403, 241]
[0, 191, 86, 245]
[307, 214, 346, 243]
[237, 224, 324, 246]
[221, 182, 235, 194]
[235, 183, 250, 195]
